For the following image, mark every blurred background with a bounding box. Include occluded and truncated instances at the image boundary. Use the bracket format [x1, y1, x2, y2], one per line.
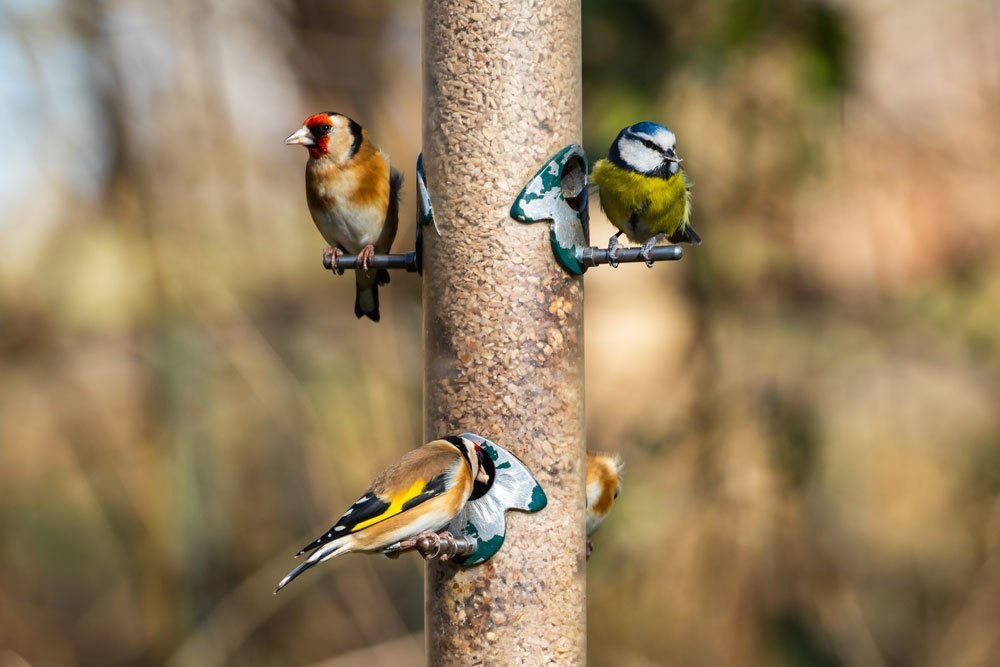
[1, 0, 998, 665]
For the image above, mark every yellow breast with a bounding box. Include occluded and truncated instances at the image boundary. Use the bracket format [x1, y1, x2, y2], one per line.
[592, 159, 690, 242]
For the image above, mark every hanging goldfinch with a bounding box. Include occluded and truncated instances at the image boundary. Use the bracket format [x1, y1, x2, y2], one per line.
[591, 122, 700, 267]
[585, 452, 624, 557]
[275, 436, 490, 593]
[285, 112, 402, 322]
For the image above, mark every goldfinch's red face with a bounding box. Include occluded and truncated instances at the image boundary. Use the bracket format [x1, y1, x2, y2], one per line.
[285, 112, 362, 163]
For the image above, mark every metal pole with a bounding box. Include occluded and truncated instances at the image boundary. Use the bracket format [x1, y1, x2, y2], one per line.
[422, 0, 585, 665]
[577, 244, 683, 267]
[322, 252, 419, 272]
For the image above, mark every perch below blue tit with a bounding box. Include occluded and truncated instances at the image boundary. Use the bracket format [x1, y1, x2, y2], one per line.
[590, 122, 700, 267]
[585, 452, 624, 558]
[274, 436, 489, 593]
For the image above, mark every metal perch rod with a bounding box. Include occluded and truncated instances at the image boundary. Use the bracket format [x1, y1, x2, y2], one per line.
[322, 246, 680, 274]
[323, 252, 419, 273]
[576, 245, 683, 267]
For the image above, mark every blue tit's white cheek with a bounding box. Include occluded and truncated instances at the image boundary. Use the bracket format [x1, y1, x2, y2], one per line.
[618, 138, 663, 174]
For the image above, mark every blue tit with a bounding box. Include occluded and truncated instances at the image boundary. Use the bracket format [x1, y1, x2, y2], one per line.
[591, 122, 700, 267]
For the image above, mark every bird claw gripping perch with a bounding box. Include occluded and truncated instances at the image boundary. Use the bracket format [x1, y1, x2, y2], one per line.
[607, 234, 621, 269]
[639, 234, 663, 268]
[511, 145, 685, 273]
[383, 433, 547, 566]
[383, 531, 475, 561]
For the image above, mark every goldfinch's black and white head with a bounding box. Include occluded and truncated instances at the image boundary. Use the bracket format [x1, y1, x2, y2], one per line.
[444, 435, 490, 486]
[608, 121, 683, 179]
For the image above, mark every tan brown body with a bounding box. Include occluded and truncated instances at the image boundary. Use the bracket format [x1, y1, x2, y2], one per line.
[586, 452, 624, 536]
[304, 135, 399, 256]
[287, 112, 401, 321]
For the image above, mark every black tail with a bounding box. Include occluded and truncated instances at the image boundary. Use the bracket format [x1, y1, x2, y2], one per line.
[274, 559, 318, 594]
[354, 282, 380, 322]
[354, 269, 389, 322]
[668, 223, 702, 245]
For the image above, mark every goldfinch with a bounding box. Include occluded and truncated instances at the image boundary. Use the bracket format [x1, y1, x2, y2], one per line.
[286, 112, 402, 322]
[586, 452, 624, 556]
[591, 122, 700, 267]
[275, 436, 490, 593]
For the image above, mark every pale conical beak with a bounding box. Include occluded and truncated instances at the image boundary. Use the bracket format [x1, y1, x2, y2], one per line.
[665, 148, 682, 163]
[285, 126, 314, 146]
[476, 467, 490, 485]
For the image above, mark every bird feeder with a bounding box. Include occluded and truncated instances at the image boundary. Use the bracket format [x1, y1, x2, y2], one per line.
[421, 0, 587, 663]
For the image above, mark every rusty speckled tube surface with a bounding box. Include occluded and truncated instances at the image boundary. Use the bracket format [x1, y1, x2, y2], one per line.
[422, 0, 586, 664]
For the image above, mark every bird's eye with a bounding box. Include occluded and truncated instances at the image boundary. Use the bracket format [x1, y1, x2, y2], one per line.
[311, 123, 332, 138]
[640, 139, 658, 151]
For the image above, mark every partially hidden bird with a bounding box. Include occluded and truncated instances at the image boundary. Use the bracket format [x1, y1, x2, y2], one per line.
[275, 436, 490, 593]
[585, 452, 624, 557]
[286, 112, 402, 322]
[590, 121, 700, 267]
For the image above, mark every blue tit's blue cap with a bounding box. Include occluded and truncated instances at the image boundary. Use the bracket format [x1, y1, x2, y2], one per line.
[624, 121, 673, 138]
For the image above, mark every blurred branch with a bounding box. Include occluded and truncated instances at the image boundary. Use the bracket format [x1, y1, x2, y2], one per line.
[305, 633, 422, 667]
[164, 547, 304, 667]
[165, 542, 413, 667]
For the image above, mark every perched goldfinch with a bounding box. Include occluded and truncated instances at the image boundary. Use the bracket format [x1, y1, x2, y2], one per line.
[586, 452, 624, 556]
[286, 112, 402, 322]
[275, 436, 489, 593]
[591, 122, 700, 267]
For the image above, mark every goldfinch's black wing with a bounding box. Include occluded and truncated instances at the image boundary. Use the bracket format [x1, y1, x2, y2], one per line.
[295, 473, 451, 557]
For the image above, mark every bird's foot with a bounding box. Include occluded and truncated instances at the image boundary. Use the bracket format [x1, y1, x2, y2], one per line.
[324, 246, 345, 275]
[607, 235, 621, 269]
[586, 538, 594, 560]
[415, 531, 475, 561]
[357, 244, 376, 271]
[382, 531, 475, 561]
[640, 234, 664, 267]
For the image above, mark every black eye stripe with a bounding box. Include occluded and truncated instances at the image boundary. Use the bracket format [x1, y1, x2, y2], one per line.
[310, 123, 332, 138]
